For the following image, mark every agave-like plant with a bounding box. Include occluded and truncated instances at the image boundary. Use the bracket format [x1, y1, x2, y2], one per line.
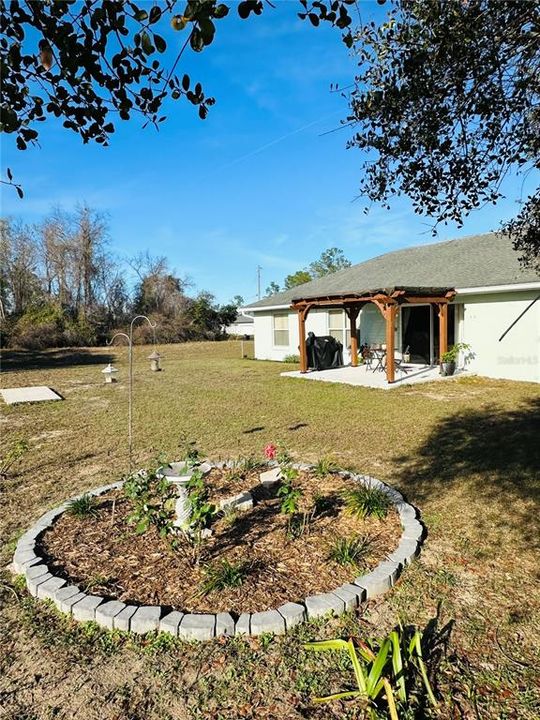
[304, 627, 438, 719]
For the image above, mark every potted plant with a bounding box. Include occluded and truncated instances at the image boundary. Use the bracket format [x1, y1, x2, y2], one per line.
[402, 345, 411, 363]
[440, 342, 470, 376]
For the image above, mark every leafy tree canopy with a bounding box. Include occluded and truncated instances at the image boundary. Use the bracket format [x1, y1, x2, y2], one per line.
[284, 269, 312, 290]
[346, 0, 540, 268]
[266, 246, 351, 295]
[2, 0, 538, 266]
[0, 0, 353, 151]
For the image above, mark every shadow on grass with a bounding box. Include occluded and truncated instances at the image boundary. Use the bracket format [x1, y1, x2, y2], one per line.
[0, 348, 114, 373]
[395, 397, 540, 536]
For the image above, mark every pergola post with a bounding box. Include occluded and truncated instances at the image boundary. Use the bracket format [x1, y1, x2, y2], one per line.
[385, 304, 397, 384]
[346, 306, 360, 367]
[438, 302, 448, 362]
[298, 307, 309, 373]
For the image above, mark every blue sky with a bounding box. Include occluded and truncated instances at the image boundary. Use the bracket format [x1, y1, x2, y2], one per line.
[1, 1, 536, 305]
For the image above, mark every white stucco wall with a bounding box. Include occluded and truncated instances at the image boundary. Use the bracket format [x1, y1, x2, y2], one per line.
[227, 321, 254, 337]
[253, 309, 344, 361]
[457, 290, 540, 383]
[253, 291, 539, 383]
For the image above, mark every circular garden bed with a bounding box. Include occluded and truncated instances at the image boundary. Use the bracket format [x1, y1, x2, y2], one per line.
[13, 456, 424, 640]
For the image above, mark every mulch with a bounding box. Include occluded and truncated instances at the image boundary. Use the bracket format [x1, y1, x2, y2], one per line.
[39, 470, 402, 614]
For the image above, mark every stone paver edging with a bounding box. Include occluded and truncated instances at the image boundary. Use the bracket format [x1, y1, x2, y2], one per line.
[11, 465, 424, 640]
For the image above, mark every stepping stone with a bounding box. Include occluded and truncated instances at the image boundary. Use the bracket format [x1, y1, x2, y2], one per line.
[259, 467, 281, 487]
[1, 386, 62, 405]
[219, 491, 253, 512]
[178, 614, 216, 641]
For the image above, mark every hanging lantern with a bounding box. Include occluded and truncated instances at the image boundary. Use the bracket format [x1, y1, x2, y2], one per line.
[147, 350, 161, 372]
[101, 363, 118, 384]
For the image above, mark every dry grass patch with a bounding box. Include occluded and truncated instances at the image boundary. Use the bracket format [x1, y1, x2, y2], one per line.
[1, 341, 539, 719]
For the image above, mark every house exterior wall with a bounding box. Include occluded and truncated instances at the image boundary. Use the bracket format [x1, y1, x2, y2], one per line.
[227, 321, 254, 337]
[252, 290, 539, 383]
[457, 290, 540, 383]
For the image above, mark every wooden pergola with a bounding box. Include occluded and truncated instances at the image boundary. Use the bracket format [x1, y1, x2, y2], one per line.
[292, 287, 457, 383]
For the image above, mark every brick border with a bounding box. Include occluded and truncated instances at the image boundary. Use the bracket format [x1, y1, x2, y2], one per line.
[12, 466, 424, 640]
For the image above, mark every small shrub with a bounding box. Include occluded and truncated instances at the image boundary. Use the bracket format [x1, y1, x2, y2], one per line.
[342, 483, 391, 520]
[200, 559, 249, 595]
[283, 354, 300, 363]
[329, 535, 371, 568]
[67, 493, 98, 518]
[124, 466, 177, 537]
[313, 456, 338, 479]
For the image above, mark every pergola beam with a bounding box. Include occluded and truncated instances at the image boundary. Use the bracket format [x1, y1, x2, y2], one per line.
[291, 287, 456, 381]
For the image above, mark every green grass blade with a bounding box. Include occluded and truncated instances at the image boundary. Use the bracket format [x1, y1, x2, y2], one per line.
[348, 639, 368, 694]
[313, 690, 362, 703]
[304, 639, 349, 652]
[382, 677, 400, 720]
[366, 638, 391, 696]
[411, 631, 438, 708]
[389, 629, 407, 702]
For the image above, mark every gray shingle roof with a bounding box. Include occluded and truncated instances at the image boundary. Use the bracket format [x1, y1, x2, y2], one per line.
[247, 233, 539, 309]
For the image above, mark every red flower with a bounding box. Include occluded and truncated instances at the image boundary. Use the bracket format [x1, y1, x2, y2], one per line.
[264, 443, 277, 460]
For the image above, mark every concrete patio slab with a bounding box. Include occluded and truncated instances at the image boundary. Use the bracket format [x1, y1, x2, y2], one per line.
[1, 386, 63, 405]
[281, 364, 468, 390]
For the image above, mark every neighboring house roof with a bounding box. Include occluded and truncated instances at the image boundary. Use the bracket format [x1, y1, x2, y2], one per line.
[229, 313, 254, 326]
[246, 232, 539, 310]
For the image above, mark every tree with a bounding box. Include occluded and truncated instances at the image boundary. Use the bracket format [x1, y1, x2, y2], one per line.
[284, 270, 312, 289]
[231, 294, 245, 308]
[265, 281, 281, 297]
[346, 0, 540, 268]
[1, 0, 353, 153]
[308, 247, 351, 277]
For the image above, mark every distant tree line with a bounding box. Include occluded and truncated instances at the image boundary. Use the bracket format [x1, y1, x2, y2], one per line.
[265, 247, 352, 296]
[0, 206, 238, 349]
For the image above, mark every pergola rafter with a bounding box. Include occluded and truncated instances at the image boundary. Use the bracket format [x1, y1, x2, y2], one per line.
[291, 287, 457, 383]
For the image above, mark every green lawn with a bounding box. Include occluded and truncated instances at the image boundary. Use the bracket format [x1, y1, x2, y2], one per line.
[1, 341, 539, 719]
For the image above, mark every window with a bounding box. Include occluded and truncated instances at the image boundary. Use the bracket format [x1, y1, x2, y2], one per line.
[328, 309, 344, 344]
[273, 313, 289, 346]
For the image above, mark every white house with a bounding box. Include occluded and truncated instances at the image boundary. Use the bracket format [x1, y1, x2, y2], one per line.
[225, 312, 254, 338]
[243, 233, 540, 384]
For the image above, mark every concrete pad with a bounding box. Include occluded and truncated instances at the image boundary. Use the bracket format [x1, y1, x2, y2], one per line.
[281, 364, 469, 390]
[1, 386, 63, 405]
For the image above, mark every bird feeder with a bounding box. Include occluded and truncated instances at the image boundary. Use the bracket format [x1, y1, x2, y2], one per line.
[147, 350, 161, 372]
[101, 363, 118, 384]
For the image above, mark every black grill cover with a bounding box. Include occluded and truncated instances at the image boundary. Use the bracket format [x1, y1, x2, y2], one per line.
[306, 332, 343, 370]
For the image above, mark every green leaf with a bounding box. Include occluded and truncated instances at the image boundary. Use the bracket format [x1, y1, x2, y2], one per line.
[304, 639, 350, 652]
[135, 517, 150, 534]
[366, 638, 390, 696]
[141, 31, 154, 55]
[313, 690, 361, 703]
[347, 639, 368, 694]
[389, 630, 406, 702]
[154, 34, 166, 53]
[149, 6, 161, 24]
[135, 9, 148, 21]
